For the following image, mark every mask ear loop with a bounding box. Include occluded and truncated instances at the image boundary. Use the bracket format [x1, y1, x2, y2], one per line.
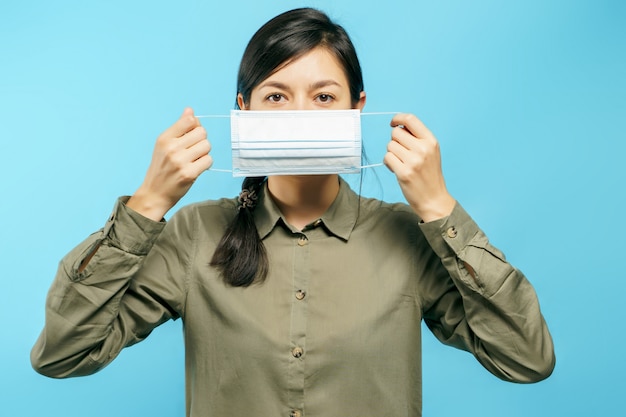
[360, 162, 384, 169]
[357, 112, 399, 169]
[195, 112, 398, 173]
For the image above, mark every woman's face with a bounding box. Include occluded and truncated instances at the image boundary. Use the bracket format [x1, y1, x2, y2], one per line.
[239, 46, 366, 111]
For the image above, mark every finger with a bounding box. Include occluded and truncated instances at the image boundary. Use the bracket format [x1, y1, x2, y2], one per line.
[390, 113, 434, 141]
[391, 125, 423, 152]
[173, 149, 213, 184]
[188, 153, 214, 177]
[178, 125, 207, 150]
[383, 150, 404, 174]
[160, 107, 200, 140]
[184, 137, 212, 163]
[386, 139, 414, 164]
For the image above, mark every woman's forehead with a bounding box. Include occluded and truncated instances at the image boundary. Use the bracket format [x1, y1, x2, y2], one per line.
[259, 47, 349, 87]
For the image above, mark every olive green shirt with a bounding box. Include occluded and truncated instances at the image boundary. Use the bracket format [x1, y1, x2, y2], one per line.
[31, 179, 554, 417]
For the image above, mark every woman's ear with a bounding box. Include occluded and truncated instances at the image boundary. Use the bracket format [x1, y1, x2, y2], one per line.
[237, 93, 247, 110]
[355, 91, 366, 111]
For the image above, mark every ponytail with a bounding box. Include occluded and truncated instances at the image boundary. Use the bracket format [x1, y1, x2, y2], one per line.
[210, 177, 269, 287]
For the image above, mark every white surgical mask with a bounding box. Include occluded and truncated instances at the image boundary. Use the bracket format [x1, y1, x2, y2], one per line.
[229, 109, 362, 177]
[198, 110, 393, 176]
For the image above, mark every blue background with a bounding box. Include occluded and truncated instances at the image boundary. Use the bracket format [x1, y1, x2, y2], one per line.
[1, 0, 624, 415]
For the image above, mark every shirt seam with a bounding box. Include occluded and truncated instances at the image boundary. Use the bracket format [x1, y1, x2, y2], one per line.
[180, 207, 195, 318]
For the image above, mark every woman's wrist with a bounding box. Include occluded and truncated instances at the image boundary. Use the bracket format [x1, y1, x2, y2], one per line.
[126, 188, 171, 222]
[413, 194, 456, 223]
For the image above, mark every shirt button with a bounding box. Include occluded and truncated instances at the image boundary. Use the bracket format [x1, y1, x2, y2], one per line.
[446, 226, 458, 238]
[295, 290, 306, 300]
[290, 410, 302, 417]
[297, 236, 308, 246]
[292, 347, 304, 358]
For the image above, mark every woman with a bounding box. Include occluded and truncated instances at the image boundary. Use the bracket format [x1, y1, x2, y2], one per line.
[31, 7, 555, 417]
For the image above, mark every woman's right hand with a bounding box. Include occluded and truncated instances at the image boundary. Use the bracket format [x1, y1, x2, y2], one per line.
[126, 108, 212, 221]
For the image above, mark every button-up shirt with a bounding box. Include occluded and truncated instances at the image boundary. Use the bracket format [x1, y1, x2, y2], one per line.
[31, 178, 555, 417]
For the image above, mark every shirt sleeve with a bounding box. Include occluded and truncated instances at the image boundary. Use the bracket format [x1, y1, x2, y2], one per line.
[30, 197, 188, 378]
[418, 202, 555, 383]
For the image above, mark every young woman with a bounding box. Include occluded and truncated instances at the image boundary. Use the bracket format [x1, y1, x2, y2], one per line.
[31, 7, 555, 417]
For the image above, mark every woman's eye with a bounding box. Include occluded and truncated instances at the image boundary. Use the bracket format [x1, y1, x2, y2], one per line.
[316, 94, 334, 103]
[267, 94, 284, 102]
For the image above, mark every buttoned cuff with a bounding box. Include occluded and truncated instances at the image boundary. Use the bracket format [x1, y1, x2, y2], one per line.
[102, 196, 167, 255]
[418, 202, 480, 260]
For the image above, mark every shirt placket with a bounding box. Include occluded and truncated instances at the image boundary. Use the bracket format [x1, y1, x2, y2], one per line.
[287, 230, 311, 417]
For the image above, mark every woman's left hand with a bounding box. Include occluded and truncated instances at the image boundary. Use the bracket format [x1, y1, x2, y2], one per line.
[384, 113, 457, 222]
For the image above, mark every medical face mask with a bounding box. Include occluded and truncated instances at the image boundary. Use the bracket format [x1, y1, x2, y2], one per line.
[229, 109, 362, 177]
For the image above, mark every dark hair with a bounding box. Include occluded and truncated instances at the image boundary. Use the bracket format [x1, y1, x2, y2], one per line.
[236, 8, 364, 109]
[210, 8, 364, 287]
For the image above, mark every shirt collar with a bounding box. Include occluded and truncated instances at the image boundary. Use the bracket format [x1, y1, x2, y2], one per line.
[254, 177, 359, 241]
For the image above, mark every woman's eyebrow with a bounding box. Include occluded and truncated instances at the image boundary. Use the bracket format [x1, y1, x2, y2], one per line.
[258, 81, 291, 91]
[258, 79, 342, 91]
[310, 80, 341, 89]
